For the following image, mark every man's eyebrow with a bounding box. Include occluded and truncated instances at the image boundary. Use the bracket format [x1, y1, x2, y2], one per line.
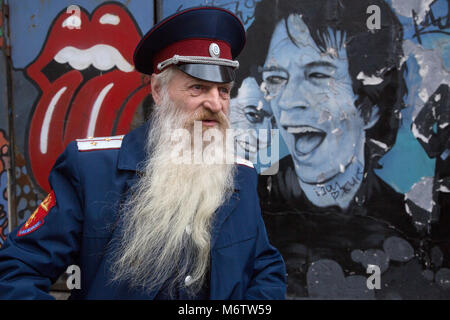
[260, 66, 289, 73]
[186, 79, 233, 91]
[222, 82, 234, 89]
[185, 80, 211, 89]
[304, 61, 336, 69]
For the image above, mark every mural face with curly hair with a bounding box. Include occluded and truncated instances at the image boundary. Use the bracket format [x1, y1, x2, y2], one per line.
[223, 0, 450, 300]
[262, 15, 380, 209]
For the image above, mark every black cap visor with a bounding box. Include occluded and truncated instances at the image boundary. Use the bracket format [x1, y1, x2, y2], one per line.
[177, 63, 236, 83]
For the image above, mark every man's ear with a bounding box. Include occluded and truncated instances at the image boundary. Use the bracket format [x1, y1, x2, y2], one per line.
[363, 105, 380, 130]
[151, 74, 162, 105]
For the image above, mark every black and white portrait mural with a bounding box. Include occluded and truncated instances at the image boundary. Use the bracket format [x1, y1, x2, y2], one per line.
[162, 0, 450, 299]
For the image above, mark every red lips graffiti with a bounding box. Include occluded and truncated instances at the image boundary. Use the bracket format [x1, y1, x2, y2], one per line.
[26, 4, 151, 192]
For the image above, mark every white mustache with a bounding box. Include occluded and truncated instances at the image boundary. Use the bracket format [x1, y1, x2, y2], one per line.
[54, 44, 134, 72]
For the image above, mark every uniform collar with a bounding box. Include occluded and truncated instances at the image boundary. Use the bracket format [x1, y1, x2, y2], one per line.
[117, 122, 150, 172]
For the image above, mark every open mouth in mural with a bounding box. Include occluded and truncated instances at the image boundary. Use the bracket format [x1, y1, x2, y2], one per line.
[41, 44, 134, 83]
[285, 125, 326, 156]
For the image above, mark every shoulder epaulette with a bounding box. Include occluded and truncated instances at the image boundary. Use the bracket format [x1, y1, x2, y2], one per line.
[235, 156, 254, 168]
[76, 135, 124, 151]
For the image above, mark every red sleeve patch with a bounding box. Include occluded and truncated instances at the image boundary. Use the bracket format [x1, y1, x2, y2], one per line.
[17, 190, 56, 237]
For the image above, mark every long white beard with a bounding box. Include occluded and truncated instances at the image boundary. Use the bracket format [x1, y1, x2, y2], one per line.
[110, 90, 235, 297]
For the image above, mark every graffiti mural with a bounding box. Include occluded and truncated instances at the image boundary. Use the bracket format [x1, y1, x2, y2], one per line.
[25, 3, 151, 192]
[0, 0, 9, 246]
[164, 0, 450, 299]
[1, 0, 153, 240]
[242, 0, 450, 299]
[0, 130, 8, 245]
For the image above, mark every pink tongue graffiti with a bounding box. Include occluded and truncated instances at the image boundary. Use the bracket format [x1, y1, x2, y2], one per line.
[26, 4, 151, 192]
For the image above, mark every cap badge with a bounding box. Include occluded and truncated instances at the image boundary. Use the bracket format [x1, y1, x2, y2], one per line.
[209, 43, 220, 58]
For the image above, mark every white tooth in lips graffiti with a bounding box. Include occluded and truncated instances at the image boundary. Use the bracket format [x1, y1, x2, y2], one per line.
[40, 86, 67, 154]
[54, 45, 134, 72]
[99, 13, 120, 25]
[287, 126, 323, 134]
[87, 83, 114, 138]
[62, 15, 81, 29]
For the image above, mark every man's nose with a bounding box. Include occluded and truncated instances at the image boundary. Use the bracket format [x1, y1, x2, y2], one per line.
[202, 87, 223, 113]
[278, 78, 309, 111]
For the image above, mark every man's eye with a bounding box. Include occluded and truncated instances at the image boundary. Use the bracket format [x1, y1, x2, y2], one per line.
[245, 112, 263, 123]
[309, 72, 330, 79]
[244, 106, 264, 124]
[266, 76, 287, 85]
[262, 77, 287, 97]
[219, 87, 230, 96]
[261, 69, 289, 97]
[189, 84, 204, 95]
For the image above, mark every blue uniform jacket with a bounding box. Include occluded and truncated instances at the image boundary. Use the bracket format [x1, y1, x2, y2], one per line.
[0, 123, 286, 299]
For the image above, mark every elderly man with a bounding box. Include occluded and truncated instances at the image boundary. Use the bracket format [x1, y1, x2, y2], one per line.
[0, 7, 286, 300]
